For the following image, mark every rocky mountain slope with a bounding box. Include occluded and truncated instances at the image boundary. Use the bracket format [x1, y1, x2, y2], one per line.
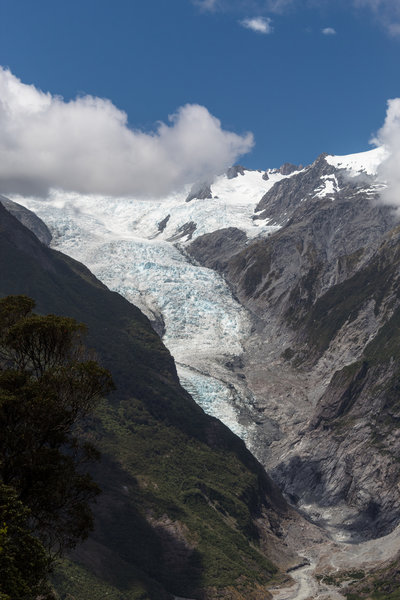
[7, 145, 400, 597]
[187, 148, 400, 542]
[0, 200, 298, 600]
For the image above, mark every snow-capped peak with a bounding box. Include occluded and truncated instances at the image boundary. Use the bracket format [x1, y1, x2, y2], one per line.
[325, 146, 387, 177]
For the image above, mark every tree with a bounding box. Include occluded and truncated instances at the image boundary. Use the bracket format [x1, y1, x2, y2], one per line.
[0, 295, 114, 597]
[0, 483, 52, 600]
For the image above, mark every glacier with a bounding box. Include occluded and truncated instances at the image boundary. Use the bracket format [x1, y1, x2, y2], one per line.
[13, 168, 286, 438]
[11, 151, 384, 440]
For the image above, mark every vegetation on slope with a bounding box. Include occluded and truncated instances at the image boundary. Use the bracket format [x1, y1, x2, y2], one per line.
[0, 484, 52, 600]
[0, 202, 286, 598]
[0, 295, 113, 599]
[344, 559, 400, 599]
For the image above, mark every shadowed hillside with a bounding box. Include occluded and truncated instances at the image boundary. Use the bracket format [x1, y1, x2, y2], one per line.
[0, 201, 293, 600]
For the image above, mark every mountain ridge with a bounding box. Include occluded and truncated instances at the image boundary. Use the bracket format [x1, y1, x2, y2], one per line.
[5, 145, 400, 597]
[0, 200, 298, 600]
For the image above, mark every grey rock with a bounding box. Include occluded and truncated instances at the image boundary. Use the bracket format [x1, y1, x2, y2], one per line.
[157, 214, 170, 233]
[226, 165, 246, 179]
[223, 159, 394, 328]
[279, 162, 302, 176]
[167, 221, 197, 242]
[187, 153, 400, 540]
[254, 154, 334, 225]
[187, 227, 247, 272]
[185, 183, 212, 203]
[0, 195, 52, 245]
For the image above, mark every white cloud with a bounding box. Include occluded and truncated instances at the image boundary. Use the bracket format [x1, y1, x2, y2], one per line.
[353, 0, 398, 10]
[387, 22, 400, 35]
[192, 0, 294, 14]
[322, 26, 336, 34]
[347, 0, 400, 34]
[374, 99, 400, 209]
[0, 67, 254, 198]
[240, 16, 273, 33]
[192, 0, 400, 35]
[193, 0, 219, 11]
[266, 0, 295, 13]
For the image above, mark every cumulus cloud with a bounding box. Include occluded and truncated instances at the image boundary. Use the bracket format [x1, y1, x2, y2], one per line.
[240, 16, 273, 32]
[0, 67, 254, 198]
[374, 99, 400, 209]
[322, 26, 336, 34]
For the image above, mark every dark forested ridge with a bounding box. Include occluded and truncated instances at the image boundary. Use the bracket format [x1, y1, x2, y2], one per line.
[0, 294, 114, 599]
[0, 201, 292, 599]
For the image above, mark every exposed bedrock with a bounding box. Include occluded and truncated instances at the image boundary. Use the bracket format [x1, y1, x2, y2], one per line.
[187, 155, 400, 539]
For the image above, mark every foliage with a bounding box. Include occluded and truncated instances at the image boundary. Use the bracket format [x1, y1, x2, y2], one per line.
[0, 483, 53, 600]
[0, 295, 113, 596]
[0, 216, 282, 599]
[70, 399, 278, 599]
[52, 558, 170, 600]
[344, 560, 400, 599]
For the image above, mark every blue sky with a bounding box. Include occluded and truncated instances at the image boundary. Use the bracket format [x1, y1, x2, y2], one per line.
[0, 0, 399, 195]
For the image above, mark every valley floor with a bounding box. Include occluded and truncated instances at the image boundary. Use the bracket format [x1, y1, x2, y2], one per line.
[268, 510, 400, 598]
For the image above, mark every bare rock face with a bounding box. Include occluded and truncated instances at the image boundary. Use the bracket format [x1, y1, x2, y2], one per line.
[278, 162, 302, 176]
[187, 227, 247, 272]
[273, 229, 400, 540]
[225, 162, 393, 329]
[157, 214, 170, 233]
[0, 194, 52, 245]
[185, 183, 212, 203]
[167, 221, 197, 242]
[255, 154, 345, 224]
[226, 165, 247, 179]
[186, 154, 400, 540]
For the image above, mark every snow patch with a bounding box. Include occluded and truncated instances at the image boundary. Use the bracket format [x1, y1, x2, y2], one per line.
[326, 147, 387, 177]
[314, 174, 340, 198]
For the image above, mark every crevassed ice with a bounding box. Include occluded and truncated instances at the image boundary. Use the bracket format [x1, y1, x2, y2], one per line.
[14, 174, 270, 437]
[177, 365, 251, 440]
[13, 153, 380, 438]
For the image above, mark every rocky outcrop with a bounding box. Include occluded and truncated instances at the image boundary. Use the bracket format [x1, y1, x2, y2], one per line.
[187, 227, 247, 272]
[186, 154, 400, 540]
[271, 229, 400, 539]
[0, 194, 52, 245]
[157, 214, 170, 232]
[278, 162, 302, 176]
[185, 182, 212, 203]
[227, 165, 247, 179]
[223, 165, 394, 329]
[167, 220, 197, 242]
